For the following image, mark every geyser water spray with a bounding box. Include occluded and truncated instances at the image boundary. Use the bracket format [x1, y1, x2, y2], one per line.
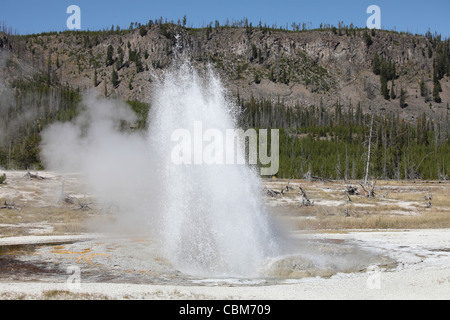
[147, 60, 282, 276]
[41, 57, 283, 278]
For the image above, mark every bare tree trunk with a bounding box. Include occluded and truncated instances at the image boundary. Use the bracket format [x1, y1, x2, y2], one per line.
[300, 144, 304, 178]
[298, 186, 313, 207]
[345, 144, 349, 181]
[404, 152, 408, 179]
[435, 123, 441, 180]
[290, 134, 295, 175]
[8, 140, 12, 169]
[364, 115, 374, 185]
[336, 153, 341, 180]
[383, 130, 387, 180]
[352, 158, 356, 180]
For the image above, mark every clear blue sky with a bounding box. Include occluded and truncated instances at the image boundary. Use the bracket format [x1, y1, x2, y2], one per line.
[1, 0, 449, 37]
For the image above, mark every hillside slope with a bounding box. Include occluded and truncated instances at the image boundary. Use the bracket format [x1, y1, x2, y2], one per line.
[1, 24, 449, 123]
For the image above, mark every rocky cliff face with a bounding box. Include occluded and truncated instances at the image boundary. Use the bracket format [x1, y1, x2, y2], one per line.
[1, 25, 449, 123]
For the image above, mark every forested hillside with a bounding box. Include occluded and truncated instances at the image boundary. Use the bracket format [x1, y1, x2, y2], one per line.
[239, 97, 449, 180]
[0, 20, 449, 179]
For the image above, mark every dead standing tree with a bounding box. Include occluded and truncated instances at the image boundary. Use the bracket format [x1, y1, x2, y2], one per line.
[58, 180, 75, 205]
[336, 166, 359, 203]
[360, 115, 378, 200]
[74, 193, 92, 211]
[285, 178, 295, 192]
[298, 185, 314, 207]
[335, 166, 355, 216]
[424, 191, 432, 209]
[281, 178, 295, 195]
[364, 115, 375, 186]
[360, 180, 376, 198]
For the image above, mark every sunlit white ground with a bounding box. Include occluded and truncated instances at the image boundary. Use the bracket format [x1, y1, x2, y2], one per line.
[0, 229, 449, 300]
[0, 171, 449, 299]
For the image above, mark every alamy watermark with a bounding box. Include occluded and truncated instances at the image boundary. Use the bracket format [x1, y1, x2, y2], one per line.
[66, 265, 81, 290]
[170, 122, 279, 176]
[66, 5, 380, 31]
[66, 5, 81, 30]
[366, 265, 382, 290]
[367, 5, 381, 29]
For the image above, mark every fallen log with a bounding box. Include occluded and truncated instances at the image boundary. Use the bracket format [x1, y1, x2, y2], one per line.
[23, 170, 45, 180]
[0, 200, 19, 210]
[266, 189, 281, 197]
[303, 171, 332, 183]
[346, 186, 360, 195]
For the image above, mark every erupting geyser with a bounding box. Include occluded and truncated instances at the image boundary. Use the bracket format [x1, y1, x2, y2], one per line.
[147, 60, 281, 276]
[41, 57, 283, 278]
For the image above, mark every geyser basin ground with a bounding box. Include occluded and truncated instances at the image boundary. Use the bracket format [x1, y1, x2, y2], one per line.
[1, 171, 450, 299]
[0, 234, 396, 286]
[1, 229, 450, 299]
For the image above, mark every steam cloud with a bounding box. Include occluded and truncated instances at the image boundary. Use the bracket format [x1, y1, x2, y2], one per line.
[41, 94, 155, 228]
[41, 61, 282, 277]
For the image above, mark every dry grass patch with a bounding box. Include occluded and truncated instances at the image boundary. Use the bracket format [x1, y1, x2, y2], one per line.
[41, 290, 109, 300]
[430, 194, 450, 208]
[0, 205, 97, 236]
[269, 179, 450, 231]
[297, 210, 450, 230]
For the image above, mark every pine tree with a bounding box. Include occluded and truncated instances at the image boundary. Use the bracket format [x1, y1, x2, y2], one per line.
[363, 30, 373, 47]
[116, 47, 124, 70]
[372, 53, 381, 75]
[391, 62, 397, 80]
[433, 70, 442, 92]
[254, 72, 261, 84]
[135, 52, 144, 73]
[433, 82, 442, 103]
[390, 80, 396, 100]
[381, 75, 389, 100]
[435, 43, 449, 80]
[399, 88, 407, 108]
[128, 77, 133, 90]
[111, 69, 119, 88]
[420, 78, 427, 97]
[268, 67, 275, 82]
[106, 45, 114, 67]
[47, 52, 52, 85]
[386, 60, 396, 81]
[93, 68, 98, 87]
[251, 43, 258, 61]
[433, 70, 442, 103]
[139, 26, 148, 37]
